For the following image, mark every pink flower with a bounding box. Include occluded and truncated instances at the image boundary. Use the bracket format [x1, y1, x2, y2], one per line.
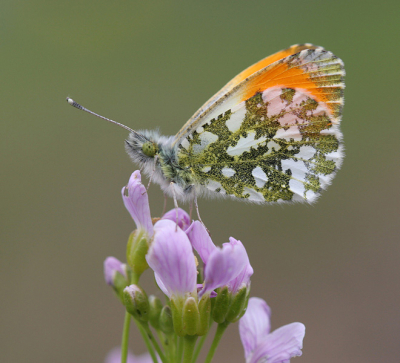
[187, 221, 253, 298]
[103, 256, 127, 286]
[146, 219, 197, 299]
[122, 171, 153, 236]
[239, 298, 305, 363]
[161, 208, 191, 231]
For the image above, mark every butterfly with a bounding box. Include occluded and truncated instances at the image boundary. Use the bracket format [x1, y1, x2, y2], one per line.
[67, 43, 345, 208]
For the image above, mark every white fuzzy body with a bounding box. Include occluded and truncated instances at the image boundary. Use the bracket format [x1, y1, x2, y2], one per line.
[125, 130, 204, 203]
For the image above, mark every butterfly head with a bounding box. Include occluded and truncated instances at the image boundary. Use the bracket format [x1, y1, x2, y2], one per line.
[65, 98, 176, 190]
[125, 130, 159, 162]
[124, 128, 178, 172]
[141, 140, 159, 158]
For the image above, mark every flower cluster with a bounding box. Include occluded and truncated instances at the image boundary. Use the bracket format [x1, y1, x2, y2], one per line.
[103, 171, 305, 363]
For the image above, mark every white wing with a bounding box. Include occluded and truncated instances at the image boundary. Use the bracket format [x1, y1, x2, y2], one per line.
[175, 46, 345, 203]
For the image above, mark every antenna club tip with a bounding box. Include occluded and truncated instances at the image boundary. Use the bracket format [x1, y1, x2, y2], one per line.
[65, 97, 134, 133]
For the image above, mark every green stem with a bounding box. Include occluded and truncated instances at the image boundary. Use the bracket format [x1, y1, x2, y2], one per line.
[204, 322, 229, 363]
[142, 323, 168, 363]
[131, 272, 140, 285]
[120, 312, 131, 363]
[166, 333, 176, 363]
[182, 336, 198, 363]
[191, 329, 210, 363]
[175, 335, 180, 363]
[120, 269, 140, 363]
[177, 336, 184, 363]
[156, 330, 168, 360]
[134, 320, 158, 363]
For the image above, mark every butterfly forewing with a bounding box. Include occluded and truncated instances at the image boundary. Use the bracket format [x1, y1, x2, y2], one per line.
[175, 43, 320, 143]
[176, 46, 345, 203]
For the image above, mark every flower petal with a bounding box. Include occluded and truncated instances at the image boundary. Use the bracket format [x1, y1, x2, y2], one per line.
[162, 208, 191, 231]
[250, 323, 305, 363]
[122, 171, 153, 235]
[239, 297, 271, 360]
[196, 283, 217, 297]
[146, 219, 197, 298]
[199, 239, 248, 298]
[186, 220, 216, 264]
[155, 273, 169, 296]
[226, 238, 253, 294]
[103, 256, 127, 286]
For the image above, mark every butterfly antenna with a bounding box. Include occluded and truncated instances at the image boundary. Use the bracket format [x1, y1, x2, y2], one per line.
[66, 97, 136, 134]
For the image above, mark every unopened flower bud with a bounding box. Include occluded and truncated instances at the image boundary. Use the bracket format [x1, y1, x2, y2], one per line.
[123, 285, 149, 323]
[212, 286, 230, 324]
[159, 305, 174, 335]
[149, 295, 163, 330]
[226, 286, 249, 323]
[104, 257, 129, 300]
[126, 230, 149, 277]
[238, 288, 251, 320]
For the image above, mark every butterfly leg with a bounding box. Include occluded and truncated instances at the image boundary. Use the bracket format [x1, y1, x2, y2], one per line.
[170, 182, 180, 231]
[144, 155, 159, 193]
[194, 190, 210, 235]
[189, 199, 193, 222]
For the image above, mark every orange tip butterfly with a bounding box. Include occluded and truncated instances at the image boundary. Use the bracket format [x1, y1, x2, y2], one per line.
[67, 43, 345, 206]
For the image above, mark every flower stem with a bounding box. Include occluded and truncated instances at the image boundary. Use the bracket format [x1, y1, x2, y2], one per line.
[120, 271, 141, 363]
[204, 322, 229, 363]
[167, 333, 176, 363]
[191, 329, 210, 363]
[134, 320, 158, 363]
[156, 330, 169, 360]
[120, 312, 131, 363]
[141, 323, 168, 363]
[182, 336, 198, 363]
[131, 272, 140, 285]
[176, 335, 183, 363]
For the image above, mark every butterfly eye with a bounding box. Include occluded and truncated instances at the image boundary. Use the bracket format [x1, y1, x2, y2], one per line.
[142, 141, 158, 157]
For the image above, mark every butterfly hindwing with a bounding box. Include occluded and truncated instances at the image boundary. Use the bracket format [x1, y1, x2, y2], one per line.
[176, 46, 345, 203]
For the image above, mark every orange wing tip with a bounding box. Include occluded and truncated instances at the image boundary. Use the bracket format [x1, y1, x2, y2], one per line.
[240, 48, 345, 120]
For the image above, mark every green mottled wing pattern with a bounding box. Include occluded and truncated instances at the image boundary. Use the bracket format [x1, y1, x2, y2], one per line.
[176, 48, 345, 203]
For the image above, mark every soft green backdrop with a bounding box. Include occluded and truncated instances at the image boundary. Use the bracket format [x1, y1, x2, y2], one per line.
[1, 1, 399, 362]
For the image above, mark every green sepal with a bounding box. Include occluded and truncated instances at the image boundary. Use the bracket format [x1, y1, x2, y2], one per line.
[197, 295, 211, 336]
[212, 287, 231, 324]
[148, 295, 163, 330]
[126, 230, 149, 277]
[123, 285, 150, 323]
[112, 270, 130, 302]
[182, 297, 200, 336]
[226, 286, 247, 323]
[238, 288, 251, 320]
[159, 305, 174, 335]
[170, 297, 185, 336]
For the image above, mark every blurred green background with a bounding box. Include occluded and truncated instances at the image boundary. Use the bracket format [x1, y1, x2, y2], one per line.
[1, 1, 399, 362]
